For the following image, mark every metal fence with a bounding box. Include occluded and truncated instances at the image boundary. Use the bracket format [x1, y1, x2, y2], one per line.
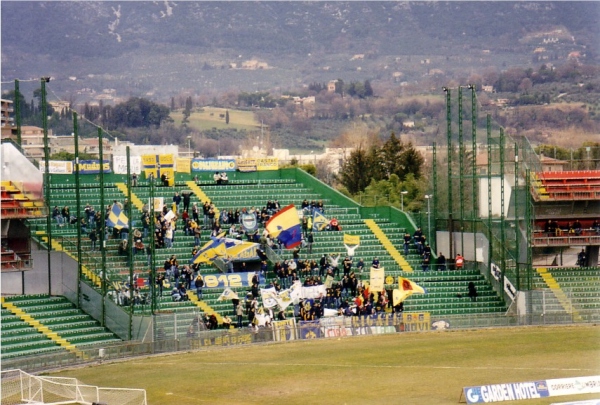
[3, 309, 599, 374]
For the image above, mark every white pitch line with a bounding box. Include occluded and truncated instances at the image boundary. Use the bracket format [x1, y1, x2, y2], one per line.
[129, 360, 594, 372]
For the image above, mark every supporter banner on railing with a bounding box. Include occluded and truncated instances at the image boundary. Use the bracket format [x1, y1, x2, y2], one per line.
[272, 319, 297, 341]
[298, 320, 322, 339]
[176, 157, 191, 174]
[202, 272, 260, 288]
[113, 156, 142, 175]
[76, 160, 112, 174]
[490, 262, 517, 302]
[142, 154, 174, 179]
[236, 157, 279, 172]
[194, 333, 254, 348]
[40, 160, 73, 174]
[402, 312, 430, 332]
[191, 158, 237, 172]
[349, 312, 403, 328]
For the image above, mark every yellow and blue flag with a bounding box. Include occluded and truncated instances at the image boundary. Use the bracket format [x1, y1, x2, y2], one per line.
[266, 204, 302, 249]
[190, 237, 227, 264]
[142, 154, 174, 179]
[107, 204, 129, 230]
[312, 210, 329, 231]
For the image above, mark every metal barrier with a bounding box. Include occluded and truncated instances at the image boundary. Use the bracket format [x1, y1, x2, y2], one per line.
[3, 310, 599, 374]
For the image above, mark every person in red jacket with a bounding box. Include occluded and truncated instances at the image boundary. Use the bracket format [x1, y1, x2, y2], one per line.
[455, 253, 464, 270]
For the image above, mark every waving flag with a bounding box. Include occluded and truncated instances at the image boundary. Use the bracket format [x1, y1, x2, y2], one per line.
[218, 287, 239, 301]
[266, 204, 302, 249]
[275, 288, 294, 310]
[312, 210, 329, 231]
[260, 287, 278, 309]
[393, 277, 427, 306]
[190, 238, 227, 264]
[107, 204, 128, 230]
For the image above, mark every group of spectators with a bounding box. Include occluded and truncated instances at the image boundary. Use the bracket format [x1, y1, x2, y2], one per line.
[543, 219, 600, 237]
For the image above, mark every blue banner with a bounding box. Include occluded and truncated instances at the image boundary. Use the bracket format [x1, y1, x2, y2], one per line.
[202, 271, 264, 288]
[191, 158, 237, 172]
[76, 160, 111, 174]
[298, 320, 322, 339]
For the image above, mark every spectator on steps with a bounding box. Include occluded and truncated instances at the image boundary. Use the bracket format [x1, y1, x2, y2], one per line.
[468, 282, 478, 302]
[455, 253, 464, 270]
[437, 252, 446, 271]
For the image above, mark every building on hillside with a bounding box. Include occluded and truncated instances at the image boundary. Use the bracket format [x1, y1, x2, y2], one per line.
[272, 147, 353, 174]
[539, 154, 568, 172]
[48, 100, 71, 112]
[19, 126, 54, 159]
[327, 80, 337, 92]
[1, 99, 16, 139]
[112, 144, 179, 158]
[241, 60, 269, 69]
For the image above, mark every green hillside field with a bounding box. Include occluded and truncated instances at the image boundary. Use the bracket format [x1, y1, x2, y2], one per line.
[171, 107, 261, 132]
[49, 324, 600, 405]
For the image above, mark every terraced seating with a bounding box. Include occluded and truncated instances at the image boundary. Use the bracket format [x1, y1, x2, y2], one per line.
[1, 305, 67, 360]
[1, 180, 45, 218]
[532, 170, 600, 201]
[540, 267, 600, 313]
[30, 173, 507, 324]
[2, 295, 121, 350]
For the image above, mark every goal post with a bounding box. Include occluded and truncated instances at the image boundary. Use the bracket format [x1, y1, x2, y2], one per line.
[1, 369, 147, 405]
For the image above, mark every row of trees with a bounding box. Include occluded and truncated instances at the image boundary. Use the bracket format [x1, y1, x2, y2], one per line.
[337, 133, 424, 195]
[308, 79, 374, 99]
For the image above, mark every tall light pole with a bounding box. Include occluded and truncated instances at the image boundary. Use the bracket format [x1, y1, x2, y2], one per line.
[41, 76, 51, 295]
[425, 194, 432, 245]
[187, 135, 192, 157]
[401, 190, 408, 211]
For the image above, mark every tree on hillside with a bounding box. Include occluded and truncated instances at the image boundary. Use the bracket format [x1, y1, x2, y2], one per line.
[337, 132, 424, 195]
[110, 97, 170, 129]
[381, 132, 405, 178]
[337, 147, 372, 194]
[225, 110, 230, 124]
[182, 96, 192, 125]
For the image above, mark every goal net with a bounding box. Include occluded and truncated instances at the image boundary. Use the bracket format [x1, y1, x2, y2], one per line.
[1, 369, 147, 405]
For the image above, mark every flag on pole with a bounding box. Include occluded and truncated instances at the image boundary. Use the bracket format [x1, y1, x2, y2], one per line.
[190, 238, 227, 264]
[107, 204, 129, 230]
[393, 277, 427, 306]
[260, 287, 278, 308]
[398, 277, 426, 294]
[275, 288, 294, 310]
[265, 204, 302, 249]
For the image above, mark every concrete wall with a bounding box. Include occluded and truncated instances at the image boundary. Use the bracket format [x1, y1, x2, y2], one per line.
[435, 231, 489, 264]
[1, 243, 68, 296]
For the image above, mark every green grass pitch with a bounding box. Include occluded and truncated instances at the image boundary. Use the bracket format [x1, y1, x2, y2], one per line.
[49, 325, 600, 405]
